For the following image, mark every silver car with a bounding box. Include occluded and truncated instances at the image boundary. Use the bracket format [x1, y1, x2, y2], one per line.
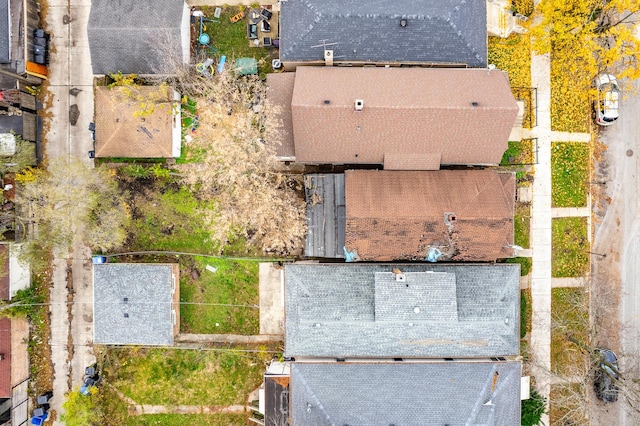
[594, 74, 620, 126]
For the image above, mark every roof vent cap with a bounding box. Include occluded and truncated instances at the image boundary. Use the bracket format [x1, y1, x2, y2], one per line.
[400, 19, 407, 27]
[355, 99, 364, 111]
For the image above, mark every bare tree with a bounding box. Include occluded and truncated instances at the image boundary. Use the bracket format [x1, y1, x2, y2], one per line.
[15, 160, 129, 258]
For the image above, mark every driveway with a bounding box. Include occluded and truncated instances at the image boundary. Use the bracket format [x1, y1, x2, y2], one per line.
[592, 76, 640, 426]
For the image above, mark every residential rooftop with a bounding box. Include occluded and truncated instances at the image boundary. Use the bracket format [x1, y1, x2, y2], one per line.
[268, 66, 518, 166]
[284, 263, 520, 358]
[93, 263, 179, 346]
[280, 0, 488, 68]
[290, 360, 522, 426]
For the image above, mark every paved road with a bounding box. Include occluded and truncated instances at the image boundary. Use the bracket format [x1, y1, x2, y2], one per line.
[44, 0, 96, 423]
[593, 77, 640, 425]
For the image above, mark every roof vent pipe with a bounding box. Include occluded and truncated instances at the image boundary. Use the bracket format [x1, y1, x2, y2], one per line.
[355, 99, 364, 111]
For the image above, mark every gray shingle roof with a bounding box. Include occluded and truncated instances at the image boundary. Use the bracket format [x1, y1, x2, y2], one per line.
[284, 263, 520, 358]
[290, 361, 522, 426]
[87, 0, 188, 75]
[0, 0, 10, 64]
[304, 174, 346, 258]
[93, 263, 178, 345]
[280, 0, 487, 67]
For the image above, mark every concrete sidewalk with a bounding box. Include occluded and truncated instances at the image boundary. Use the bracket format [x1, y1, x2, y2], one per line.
[551, 207, 590, 217]
[529, 49, 553, 426]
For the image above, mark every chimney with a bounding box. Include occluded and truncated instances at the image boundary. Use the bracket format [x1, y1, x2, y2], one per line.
[324, 49, 333, 66]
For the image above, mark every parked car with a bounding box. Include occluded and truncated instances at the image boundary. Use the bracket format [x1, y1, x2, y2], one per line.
[594, 74, 620, 126]
[594, 348, 619, 402]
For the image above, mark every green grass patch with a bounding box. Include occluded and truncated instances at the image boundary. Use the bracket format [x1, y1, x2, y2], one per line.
[551, 288, 589, 376]
[520, 289, 532, 339]
[506, 257, 532, 277]
[127, 414, 246, 426]
[514, 202, 531, 248]
[552, 142, 590, 207]
[126, 184, 217, 253]
[550, 41, 592, 132]
[201, 6, 274, 75]
[180, 257, 260, 334]
[552, 217, 589, 277]
[107, 346, 272, 406]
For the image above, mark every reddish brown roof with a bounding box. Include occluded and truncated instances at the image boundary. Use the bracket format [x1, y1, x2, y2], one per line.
[344, 170, 515, 261]
[95, 86, 179, 158]
[283, 67, 518, 166]
[0, 318, 10, 397]
[266, 73, 296, 158]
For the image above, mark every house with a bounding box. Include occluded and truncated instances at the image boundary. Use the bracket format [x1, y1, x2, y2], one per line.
[0, 0, 45, 81]
[93, 263, 180, 345]
[252, 359, 522, 426]
[87, 0, 190, 75]
[0, 243, 30, 426]
[267, 67, 519, 167]
[94, 85, 182, 158]
[305, 170, 516, 261]
[284, 263, 520, 359]
[279, 0, 488, 69]
[1, 0, 43, 148]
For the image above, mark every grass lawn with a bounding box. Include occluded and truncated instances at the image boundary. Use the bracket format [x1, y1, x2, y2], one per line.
[200, 6, 274, 76]
[552, 217, 589, 277]
[180, 256, 260, 334]
[550, 41, 592, 132]
[106, 346, 272, 406]
[125, 182, 218, 254]
[520, 289, 532, 339]
[127, 414, 246, 426]
[514, 202, 531, 248]
[551, 142, 590, 207]
[550, 288, 589, 376]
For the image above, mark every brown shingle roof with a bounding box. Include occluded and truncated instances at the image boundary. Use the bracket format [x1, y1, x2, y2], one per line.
[266, 73, 296, 158]
[0, 318, 10, 397]
[344, 170, 515, 261]
[284, 67, 518, 166]
[95, 86, 179, 158]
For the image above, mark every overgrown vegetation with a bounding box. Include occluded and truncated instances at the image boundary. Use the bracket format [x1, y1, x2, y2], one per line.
[551, 142, 590, 207]
[14, 160, 129, 265]
[521, 388, 547, 426]
[549, 383, 588, 425]
[552, 217, 589, 277]
[105, 346, 273, 406]
[180, 257, 259, 334]
[551, 288, 589, 375]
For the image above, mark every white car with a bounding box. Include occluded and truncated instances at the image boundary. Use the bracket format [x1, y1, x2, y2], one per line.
[594, 74, 620, 126]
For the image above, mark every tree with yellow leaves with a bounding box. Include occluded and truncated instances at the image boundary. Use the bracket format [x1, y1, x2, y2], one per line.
[531, 0, 640, 80]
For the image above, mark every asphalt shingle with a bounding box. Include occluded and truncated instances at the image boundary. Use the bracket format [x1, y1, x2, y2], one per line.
[290, 361, 522, 426]
[285, 263, 521, 358]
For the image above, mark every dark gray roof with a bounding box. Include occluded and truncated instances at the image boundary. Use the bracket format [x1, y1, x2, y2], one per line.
[87, 0, 188, 75]
[93, 263, 177, 345]
[284, 263, 520, 358]
[280, 0, 487, 67]
[290, 361, 522, 426]
[304, 174, 345, 258]
[0, 0, 9, 64]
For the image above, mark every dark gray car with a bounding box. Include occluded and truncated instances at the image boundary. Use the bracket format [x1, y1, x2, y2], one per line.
[594, 348, 619, 403]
